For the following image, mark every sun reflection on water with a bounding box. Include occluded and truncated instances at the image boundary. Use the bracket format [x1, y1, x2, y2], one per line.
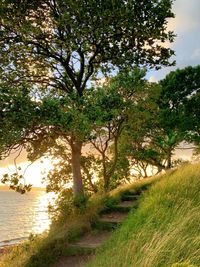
[31, 191, 56, 235]
[0, 190, 57, 245]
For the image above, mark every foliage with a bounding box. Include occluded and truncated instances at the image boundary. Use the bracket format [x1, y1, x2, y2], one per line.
[1, 172, 32, 194]
[0, 0, 175, 196]
[118, 66, 200, 175]
[117, 80, 165, 175]
[0, 0, 175, 92]
[158, 65, 200, 152]
[87, 69, 148, 190]
[0, 85, 36, 158]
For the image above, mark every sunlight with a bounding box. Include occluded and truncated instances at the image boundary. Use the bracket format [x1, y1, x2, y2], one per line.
[31, 191, 56, 234]
[0, 158, 56, 188]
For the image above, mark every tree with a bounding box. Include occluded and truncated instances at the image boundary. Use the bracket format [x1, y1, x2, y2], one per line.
[32, 69, 146, 194]
[128, 66, 200, 173]
[88, 69, 146, 191]
[117, 80, 167, 176]
[0, 0, 175, 197]
[157, 65, 200, 167]
[122, 65, 200, 175]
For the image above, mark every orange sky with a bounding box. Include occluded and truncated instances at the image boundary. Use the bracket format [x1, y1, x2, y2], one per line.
[0, 150, 53, 187]
[0, 144, 194, 188]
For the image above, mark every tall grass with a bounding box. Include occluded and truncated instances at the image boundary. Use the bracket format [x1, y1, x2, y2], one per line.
[0, 178, 155, 267]
[0, 193, 106, 267]
[85, 163, 200, 267]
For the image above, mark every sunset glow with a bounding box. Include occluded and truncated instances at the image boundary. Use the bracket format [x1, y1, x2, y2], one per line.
[0, 157, 55, 188]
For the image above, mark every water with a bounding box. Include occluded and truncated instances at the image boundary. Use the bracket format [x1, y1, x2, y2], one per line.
[0, 189, 54, 247]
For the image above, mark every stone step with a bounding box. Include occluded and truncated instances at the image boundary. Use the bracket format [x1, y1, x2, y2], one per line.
[113, 200, 138, 212]
[121, 194, 140, 201]
[51, 254, 94, 267]
[67, 231, 112, 254]
[102, 200, 138, 213]
[98, 211, 128, 225]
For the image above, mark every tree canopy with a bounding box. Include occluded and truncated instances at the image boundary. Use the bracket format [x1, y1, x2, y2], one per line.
[0, 0, 175, 197]
[159, 65, 200, 139]
[0, 0, 175, 96]
[119, 65, 200, 173]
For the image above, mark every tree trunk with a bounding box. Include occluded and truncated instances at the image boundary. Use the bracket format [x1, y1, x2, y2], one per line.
[102, 156, 109, 192]
[103, 135, 119, 192]
[81, 162, 98, 193]
[104, 174, 110, 193]
[71, 140, 84, 197]
[143, 167, 148, 178]
[166, 149, 172, 169]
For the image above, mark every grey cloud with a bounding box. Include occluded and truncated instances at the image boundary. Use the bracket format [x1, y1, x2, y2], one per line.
[149, 0, 200, 80]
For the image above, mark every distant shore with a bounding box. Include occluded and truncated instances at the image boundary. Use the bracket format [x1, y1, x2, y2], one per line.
[0, 237, 28, 248]
[0, 186, 46, 191]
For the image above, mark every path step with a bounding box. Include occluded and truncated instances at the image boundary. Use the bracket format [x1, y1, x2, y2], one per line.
[121, 194, 140, 201]
[93, 211, 128, 230]
[98, 211, 128, 225]
[112, 200, 138, 212]
[51, 254, 94, 267]
[66, 231, 112, 255]
[102, 200, 138, 213]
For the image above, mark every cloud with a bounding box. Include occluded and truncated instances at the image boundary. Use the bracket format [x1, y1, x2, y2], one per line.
[170, 0, 200, 33]
[148, 0, 200, 81]
[191, 48, 200, 59]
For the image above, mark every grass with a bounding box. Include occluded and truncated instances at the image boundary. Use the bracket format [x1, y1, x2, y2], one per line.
[2, 163, 199, 267]
[0, 194, 103, 267]
[84, 163, 200, 267]
[0, 176, 158, 267]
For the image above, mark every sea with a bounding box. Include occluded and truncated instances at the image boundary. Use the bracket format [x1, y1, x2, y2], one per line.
[0, 188, 54, 247]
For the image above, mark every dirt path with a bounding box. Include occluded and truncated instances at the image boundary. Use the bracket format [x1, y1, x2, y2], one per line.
[52, 255, 94, 267]
[51, 191, 140, 267]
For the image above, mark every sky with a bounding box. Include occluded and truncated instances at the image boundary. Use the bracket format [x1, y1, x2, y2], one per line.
[0, 153, 53, 188]
[0, 0, 199, 187]
[147, 0, 200, 81]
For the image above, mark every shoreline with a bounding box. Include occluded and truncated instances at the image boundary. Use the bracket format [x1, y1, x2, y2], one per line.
[0, 186, 46, 191]
[0, 236, 28, 248]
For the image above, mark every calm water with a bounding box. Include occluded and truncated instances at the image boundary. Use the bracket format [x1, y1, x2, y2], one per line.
[0, 189, 53, 246]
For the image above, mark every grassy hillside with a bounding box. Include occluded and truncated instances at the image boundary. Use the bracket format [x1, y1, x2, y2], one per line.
[0, 176, 158, 267]
[85, 163, 200, 267]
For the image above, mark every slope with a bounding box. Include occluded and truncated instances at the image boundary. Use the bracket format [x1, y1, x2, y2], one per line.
[85, 163, 200, 267]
